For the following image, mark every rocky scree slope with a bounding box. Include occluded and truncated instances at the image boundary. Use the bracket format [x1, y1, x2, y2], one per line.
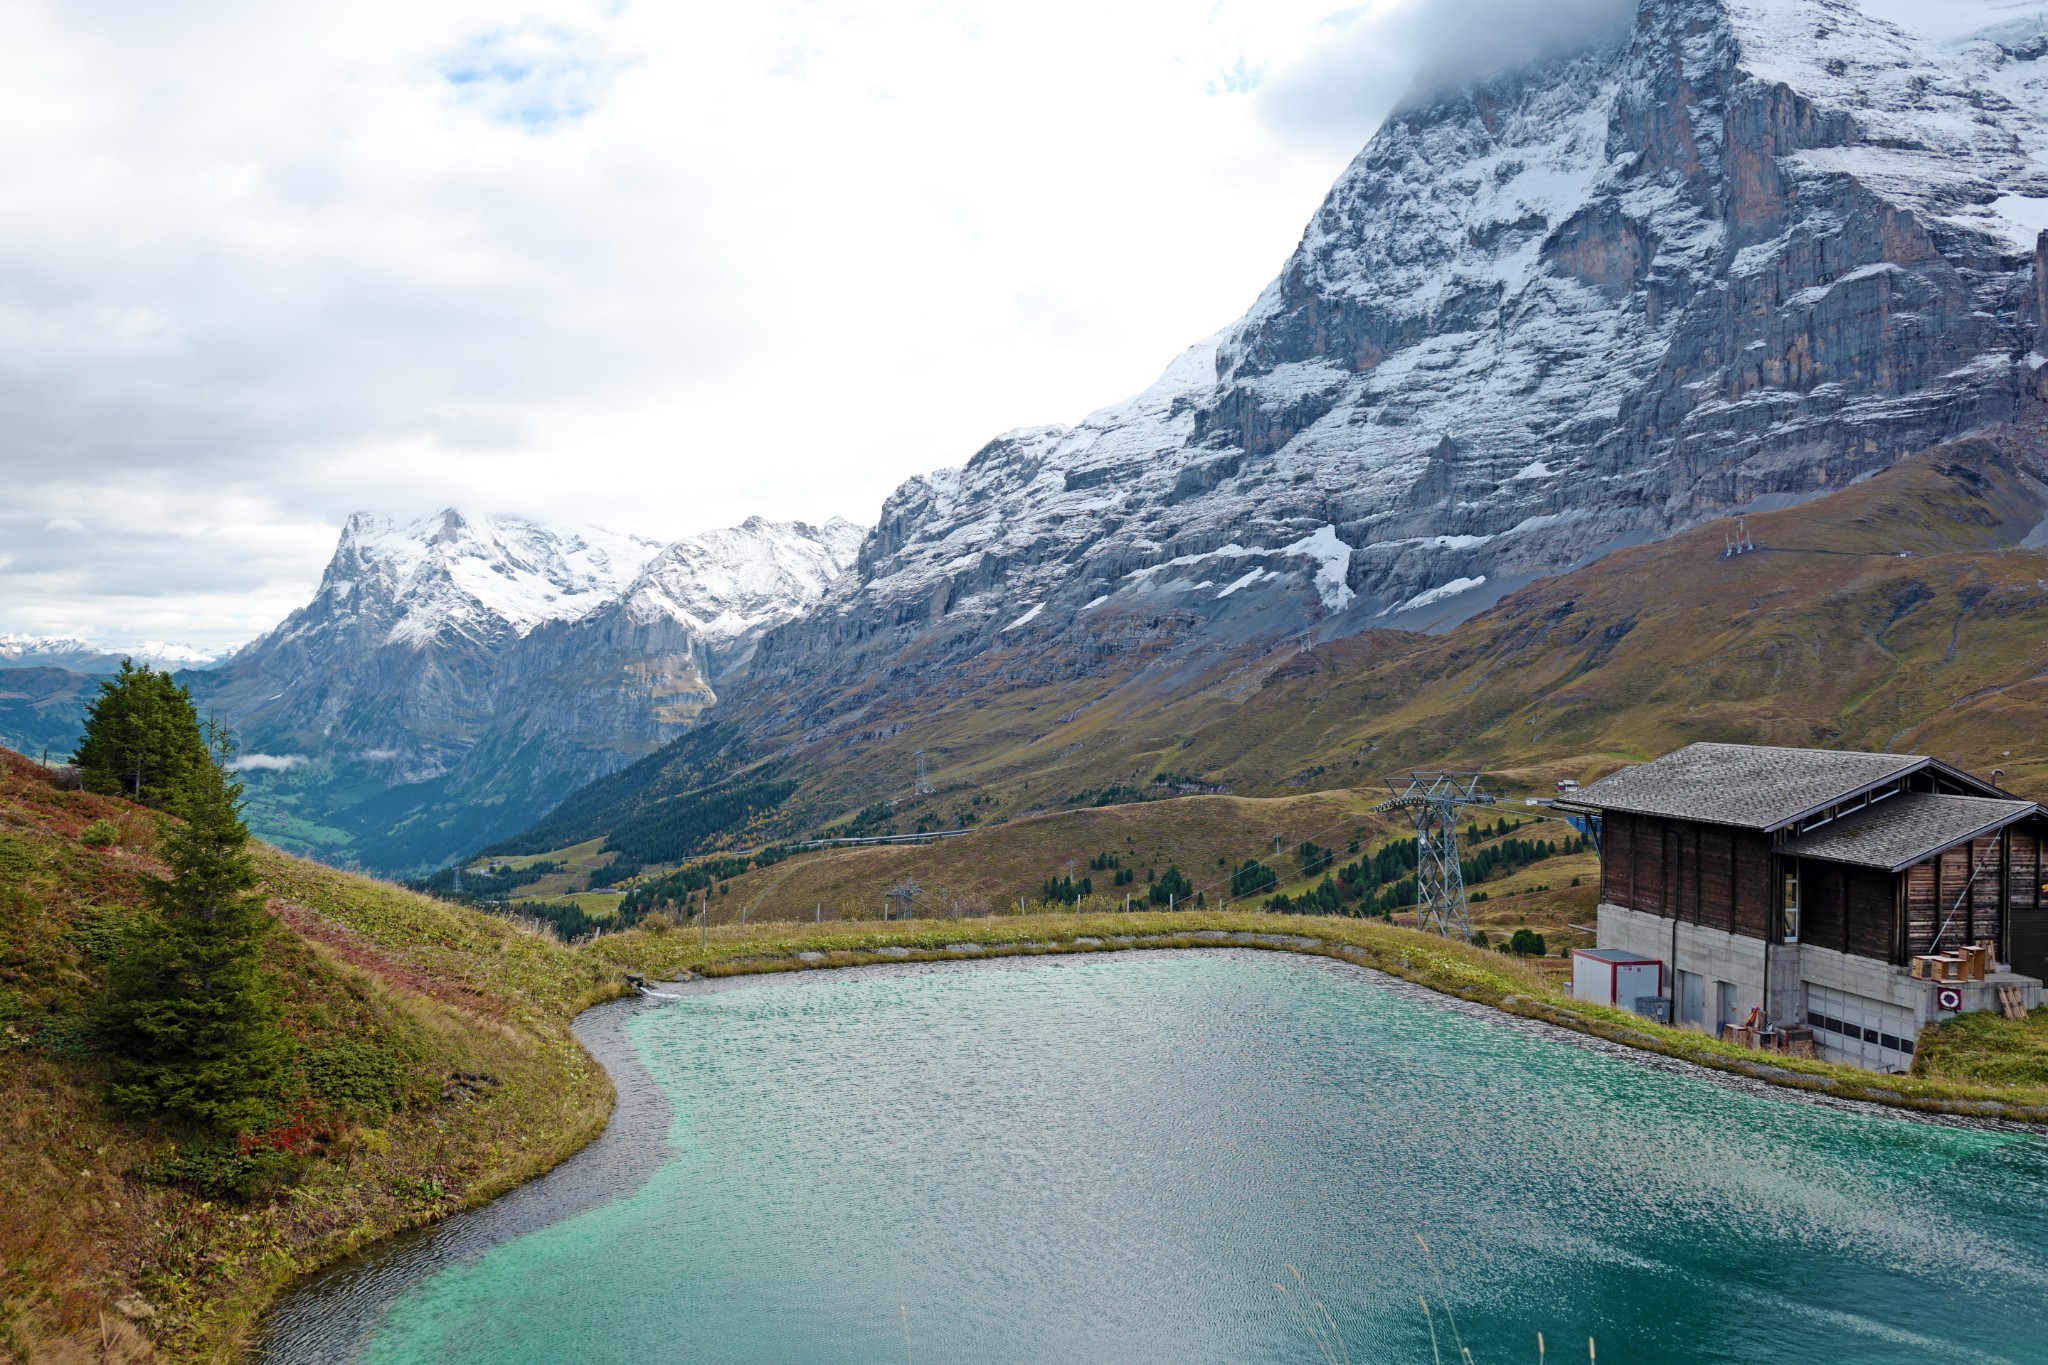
[745, 0, 2048, 741]
[192, 510, 860, 874]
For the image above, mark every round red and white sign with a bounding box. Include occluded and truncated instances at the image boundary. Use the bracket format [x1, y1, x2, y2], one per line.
[1936, 986, 1964, 1012]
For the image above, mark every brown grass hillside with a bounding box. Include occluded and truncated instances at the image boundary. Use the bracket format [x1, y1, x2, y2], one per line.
[0, 750, 623, 1364]
[668, 790, 1393, 922]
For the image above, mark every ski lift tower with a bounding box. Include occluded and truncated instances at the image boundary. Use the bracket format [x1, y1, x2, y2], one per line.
[885, 876, 922, 921]
[1374, 771, 1495, 941]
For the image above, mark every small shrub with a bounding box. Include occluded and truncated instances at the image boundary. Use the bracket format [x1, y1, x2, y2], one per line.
[1507, 928, 1547, 957]
[303, 1040, 420, 1119]
[142, 1143, 297, 1202]
[391, 1174, 447, 1206]
[79, 820, 119, 847]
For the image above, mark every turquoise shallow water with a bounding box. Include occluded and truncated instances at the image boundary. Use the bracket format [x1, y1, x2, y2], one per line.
[352, 953, 2048, 1363]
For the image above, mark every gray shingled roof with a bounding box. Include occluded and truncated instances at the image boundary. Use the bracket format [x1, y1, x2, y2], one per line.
[1776, 793, 2038, 871]
[1570, 742, 1928, 830]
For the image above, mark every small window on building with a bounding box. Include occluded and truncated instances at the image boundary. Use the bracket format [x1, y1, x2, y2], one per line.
[1780, 867, 1800, 942]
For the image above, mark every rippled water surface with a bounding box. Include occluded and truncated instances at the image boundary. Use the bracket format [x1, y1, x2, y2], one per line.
[303, 952, 2048, 1363]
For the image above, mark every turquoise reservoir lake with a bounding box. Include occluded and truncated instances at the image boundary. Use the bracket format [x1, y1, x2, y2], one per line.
[286, 952, 2048, 1363]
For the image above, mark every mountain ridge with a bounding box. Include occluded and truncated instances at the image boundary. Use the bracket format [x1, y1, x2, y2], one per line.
[738, 0, 2048, 747]
[188, 510, 863, 872]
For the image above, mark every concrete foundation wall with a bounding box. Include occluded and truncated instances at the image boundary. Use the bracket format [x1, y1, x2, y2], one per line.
[1595, 903, 2044, 1065]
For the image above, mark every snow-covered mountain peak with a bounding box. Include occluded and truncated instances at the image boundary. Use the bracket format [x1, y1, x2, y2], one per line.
[623, 515, 865, 642]
[191, 505, 876, 869]
[321, 509, 666, 648]
[0, 634, 226, 672]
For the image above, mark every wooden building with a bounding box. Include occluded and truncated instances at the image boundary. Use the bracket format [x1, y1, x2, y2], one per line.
[1564, 743, 2046, 1071]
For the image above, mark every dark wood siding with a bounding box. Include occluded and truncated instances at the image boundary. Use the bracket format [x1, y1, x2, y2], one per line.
[2010, 830, 2039, 915]
[1803, 859, 1843, 950]
[1734, 832, 1771, 937]
[2010, 829, 2047, 978]
[1602, 813, 1631, 906]
[1846, 866, 1894, 961]
[1906, 861, 1939, 957]
[1674, 823, 1697, 924]
[1700, 827, 1733, 932]
[1970, 836, 2002, 954]
[1936, 845, 1973, 952]
[1637, 817, 1667, 916]
[1599, 814, 1862, 945]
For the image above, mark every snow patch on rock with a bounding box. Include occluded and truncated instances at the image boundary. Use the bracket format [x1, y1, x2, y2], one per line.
[1283, 525, 1355, 612]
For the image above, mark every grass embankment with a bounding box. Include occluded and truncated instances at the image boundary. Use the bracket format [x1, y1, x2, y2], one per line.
[586, 910, 2048, 1124]
[0, 751, 625, 1364]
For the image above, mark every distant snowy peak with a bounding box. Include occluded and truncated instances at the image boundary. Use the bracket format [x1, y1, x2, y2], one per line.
[623, 515, 865, 641]
[319, 509, 666, 647]
[0, 634, 226, 673]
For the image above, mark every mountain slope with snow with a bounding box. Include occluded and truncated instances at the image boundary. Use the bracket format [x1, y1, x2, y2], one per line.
[191, 510, 860, 872]
[744, 0, 2048, 737]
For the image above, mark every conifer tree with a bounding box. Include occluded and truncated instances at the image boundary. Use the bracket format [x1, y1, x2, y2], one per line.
[72, 660, 213, 808]
[101, 741, 287, 1132]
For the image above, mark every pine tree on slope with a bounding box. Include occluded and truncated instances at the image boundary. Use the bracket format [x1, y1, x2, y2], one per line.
[72, 659, 213, 808]
[101, 750, 288, 1132]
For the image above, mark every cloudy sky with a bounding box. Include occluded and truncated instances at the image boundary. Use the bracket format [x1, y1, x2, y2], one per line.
[0, 0, 1956, 650]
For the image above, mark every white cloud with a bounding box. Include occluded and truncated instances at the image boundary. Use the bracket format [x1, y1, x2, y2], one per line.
[0, 0, 1654, 649]
[227, 753, 309, 773]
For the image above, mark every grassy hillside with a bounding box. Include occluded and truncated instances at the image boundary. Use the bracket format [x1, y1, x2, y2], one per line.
[0, 749, 623, 1363]
[617, 789, 1595, 929]
[631, 790, 1396, 921]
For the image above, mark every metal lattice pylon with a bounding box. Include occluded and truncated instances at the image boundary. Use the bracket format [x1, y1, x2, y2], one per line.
[885, 876, 922, 921]
[913, 749, 935, 795]
[1374, 771, 1494, 940]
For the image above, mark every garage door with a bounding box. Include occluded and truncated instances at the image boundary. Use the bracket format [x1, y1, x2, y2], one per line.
[1805, 983, 1917, 1073]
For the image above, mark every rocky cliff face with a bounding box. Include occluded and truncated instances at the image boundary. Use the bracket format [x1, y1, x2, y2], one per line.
[746, 0, 2048, 733]
[194, 510, 860, 872]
